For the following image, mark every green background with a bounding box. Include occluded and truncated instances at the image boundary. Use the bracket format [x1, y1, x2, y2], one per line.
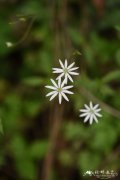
[0, 0, 120, 179]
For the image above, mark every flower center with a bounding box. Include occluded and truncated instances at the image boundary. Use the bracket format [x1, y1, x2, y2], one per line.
[57, 87, 62, 93]
[90, 109, 94, 114]
[63, 68, 68, 74]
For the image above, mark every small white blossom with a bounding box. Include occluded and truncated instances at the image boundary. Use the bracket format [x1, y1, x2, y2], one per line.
[79, 101, 102, 125]
[52, 59, 79, 84]
[45, 78, 74, 104]
[6, 42, 13, 47]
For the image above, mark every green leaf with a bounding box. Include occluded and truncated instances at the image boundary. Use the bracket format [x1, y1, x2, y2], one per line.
[10, 136, 27, 159]
[0, 119, 4, 135]
[102, 70, 120, 83]
[116, 49, 120, 66]
[23, 100, 41, 117]
[78, 151, 101, 172]
[30, 140, 48, 159]
[22, 77, 44, 86]
[59, 150, 73, 167]
[64, 122, 87, 140]
[16, 159, 36, 180]
[39, 51, 52, 74]
[100, 84, 114, 96]
[88, 117, 118, 153]
[67, 28, 85, 45]
[115, 25, 120, 31]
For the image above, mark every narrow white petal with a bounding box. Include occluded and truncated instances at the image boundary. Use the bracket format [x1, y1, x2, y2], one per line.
[67, 73, 73, 82]
[80, 109, 89, 112]
[63, 74, 68, 85]
[84, 104, 90, 110]
[93, 114, 98, 123]
[46, 91, 56, 97]
[95, 108, 101, 112]
[52, 68, 62, 71]
[59, 93, 62, 104]
[95, 112, 102, 117]
[69, 67, 79, 71]
[90, 115, 93, 124]
[59, 59, 65, 69]
[50, 79, 58, 88]
[69, 72, 79, 75]
[53, 71, 63, 74]
[61, 92, 69, 101]
[52, 68, 63, 73]
[45, 86, 57, 90]
[68, 62, 75, 69]
[80, 112, 89, 117]
[84, 114, 91, 123]
[56, 73, 64, 80]
[61, 81, 65, 88]
[65, 59, 68, 68]
[62, 90, 74, 94]
[93, 104, 99, 110]
[63, 85, 73, 90]
[90, 101, 93, 109]
[61, 78, 67, 88]
[58, 78, 61, 87]
[50, 92, 58, 101]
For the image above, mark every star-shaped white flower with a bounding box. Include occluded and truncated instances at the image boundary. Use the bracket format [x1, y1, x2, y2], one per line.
[79, 101, 102, 125]
[45, 78, 74, 104]
[52, 59, 79, 84]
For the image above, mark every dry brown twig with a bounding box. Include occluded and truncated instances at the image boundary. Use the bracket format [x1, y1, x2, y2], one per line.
[41, 103, 64, 180]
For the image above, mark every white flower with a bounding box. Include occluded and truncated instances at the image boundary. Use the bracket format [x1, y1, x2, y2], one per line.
[6, 42, 13, 47]
[45, 78, 74, 104]
[79, 101, 102, 125]
[52, 59, 79, 84]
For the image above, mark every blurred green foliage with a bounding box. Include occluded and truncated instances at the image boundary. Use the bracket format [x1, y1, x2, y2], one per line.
[0, 0, 120, 180]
